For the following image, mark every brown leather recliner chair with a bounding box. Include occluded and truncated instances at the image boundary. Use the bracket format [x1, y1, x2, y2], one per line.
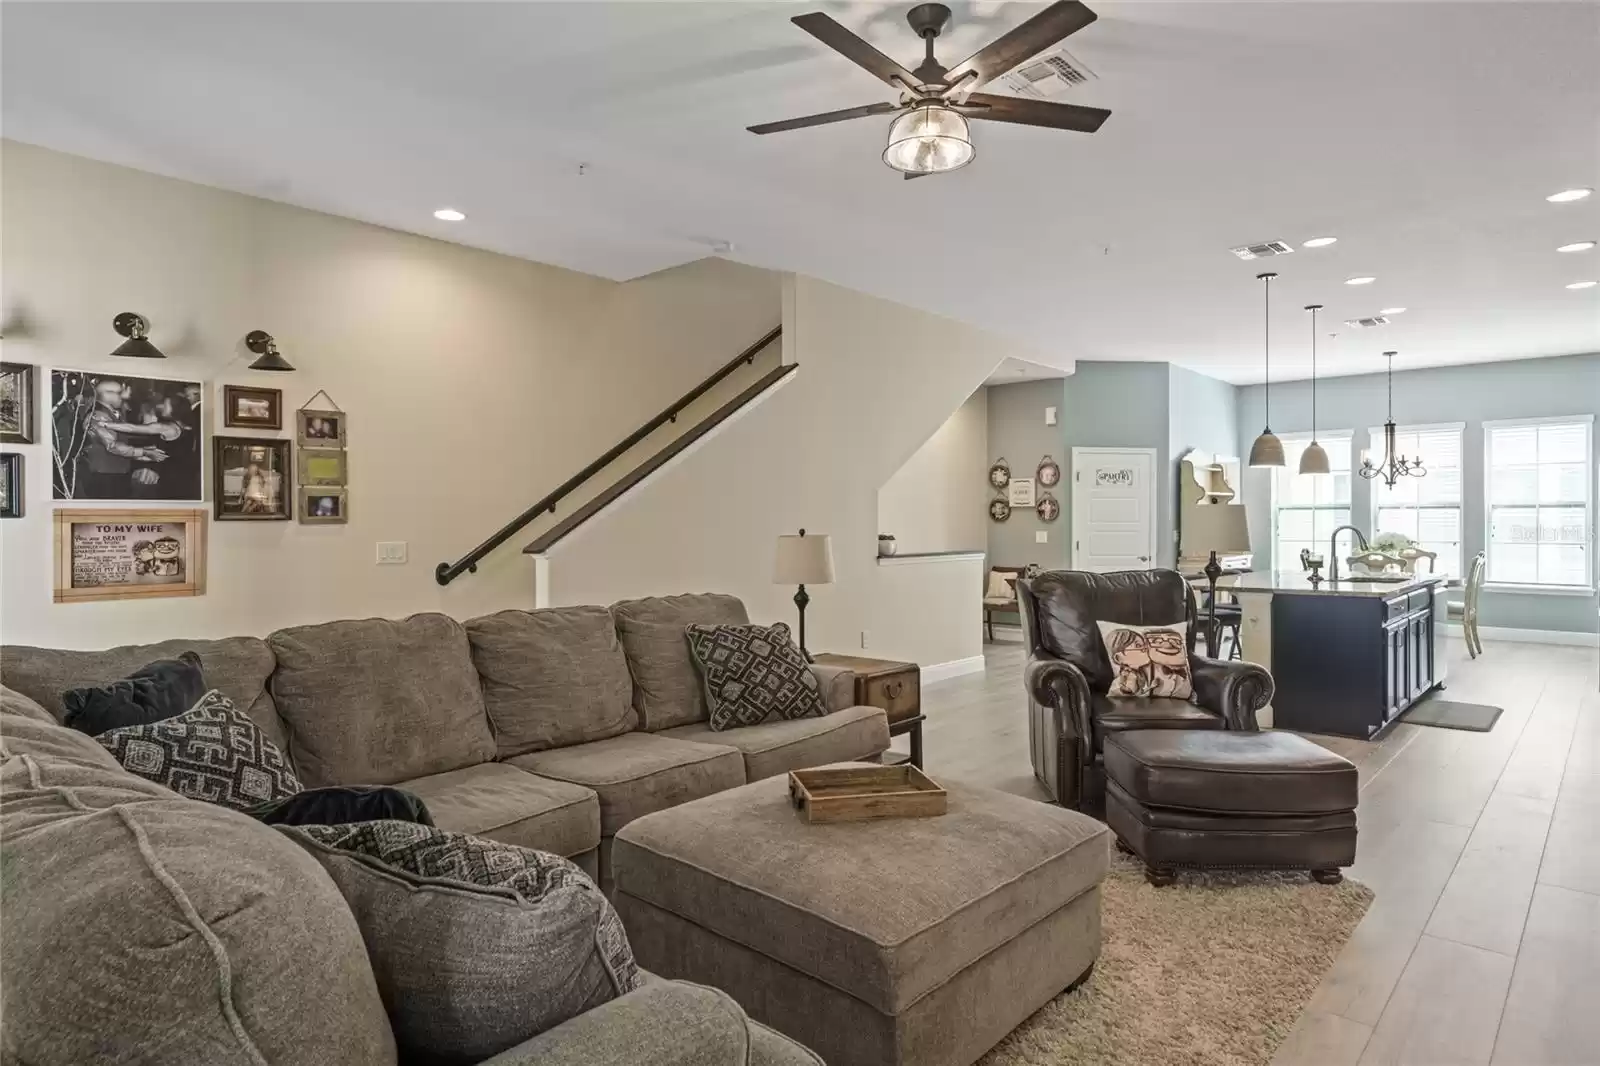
[1019, 569, 1274, 813]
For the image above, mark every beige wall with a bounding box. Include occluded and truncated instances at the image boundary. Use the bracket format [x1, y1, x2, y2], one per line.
[541, 275, 1021, 668]
[876, 389, 987, 555]
[870, 557, 985, 669]
[0, 142, 780, 648]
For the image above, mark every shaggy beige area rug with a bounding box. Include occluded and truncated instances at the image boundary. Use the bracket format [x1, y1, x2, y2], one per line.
[982, 856, 1374, 1066]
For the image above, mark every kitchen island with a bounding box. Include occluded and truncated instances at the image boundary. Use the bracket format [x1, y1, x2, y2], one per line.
[1222, 571, 1450, 739]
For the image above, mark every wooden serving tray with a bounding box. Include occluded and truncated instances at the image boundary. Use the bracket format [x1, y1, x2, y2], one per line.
[788, 765, 947, 824]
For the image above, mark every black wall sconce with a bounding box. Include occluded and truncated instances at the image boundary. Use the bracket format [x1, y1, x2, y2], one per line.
[110, 312, 165, 359]
[244, 330, 295, 372]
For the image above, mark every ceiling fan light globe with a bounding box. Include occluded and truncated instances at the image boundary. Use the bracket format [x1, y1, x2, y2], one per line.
[883, 105, 974, 174]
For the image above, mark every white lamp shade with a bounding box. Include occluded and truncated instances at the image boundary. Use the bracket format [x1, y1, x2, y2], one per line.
[774, 533, 835, 585]
[1185, 505, 1252, 556]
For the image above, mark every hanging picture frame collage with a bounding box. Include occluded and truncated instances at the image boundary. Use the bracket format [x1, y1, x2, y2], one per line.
[987, 455, 1060, 523]
[296, 390, 348, 524]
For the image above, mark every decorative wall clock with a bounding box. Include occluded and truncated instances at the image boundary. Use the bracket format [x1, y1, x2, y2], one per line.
[988, 497, 1012, 523]
[1037, 455, 1061, 488]
[988, 458, 1011, 489]
[1036, 494, 1060, 522]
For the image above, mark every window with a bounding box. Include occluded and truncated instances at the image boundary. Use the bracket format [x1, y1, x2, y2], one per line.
[1369, 424, 1465, 576]
[1484, 417, 1594, 589]
[1273, 434, 1353, 569]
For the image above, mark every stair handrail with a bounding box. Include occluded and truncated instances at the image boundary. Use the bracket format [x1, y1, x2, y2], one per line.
[434, 325, 782, 585]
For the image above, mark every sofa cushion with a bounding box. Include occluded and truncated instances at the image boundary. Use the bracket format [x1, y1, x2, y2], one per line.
[401, 763, 601, 859]
[663, 707, 890, 781]
[285, 820, 638, 1066]
[466, 607, 637, 757]
[686, 622, 828, 732]
[612, 594, 750, 731]
[1103, 730, 1360, 816]
[508, 733, 745, 836]
[1, 636, 286, 749]
[0, 707, 396, 1066]
[1089, 694, 1222, 750]
[96, 690, 303, 811]
[62, 650, 209, 736]
[268, 613, 497, 787]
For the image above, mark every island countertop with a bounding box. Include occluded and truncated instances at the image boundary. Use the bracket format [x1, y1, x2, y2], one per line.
[1223, 571, 1449, 598]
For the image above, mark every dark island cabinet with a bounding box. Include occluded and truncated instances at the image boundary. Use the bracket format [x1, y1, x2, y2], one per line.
[1273, 586, 1440, 740]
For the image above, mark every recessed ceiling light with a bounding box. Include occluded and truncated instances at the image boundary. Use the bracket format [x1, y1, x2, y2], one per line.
[1344, 276, 1377, 285]
[1566, 280, 1597, 289]
[1547, 188, 1593, 203]
[1302, 236, 1338, 248]
[433, 208, 466, 222]
[1557, 241, 1596, 253]
[1380, 307, 1407, 315]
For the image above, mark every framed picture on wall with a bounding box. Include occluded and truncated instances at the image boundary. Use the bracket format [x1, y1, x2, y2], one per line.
[213, 437, 292, 520]
[301, 488, 347, 524]
[1, 453, 22, 518]
[1, 362, 36, 444]
[1007, 478, 1036, 508]
[298, 447, 347, 487]
[297, 408, 347, 448]
[53, 508, 207, 603]
[223, 385, 283, 430]
[50, 369, 203, 501]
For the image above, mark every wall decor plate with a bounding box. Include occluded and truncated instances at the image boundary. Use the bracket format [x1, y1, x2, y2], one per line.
[1, 362, 36, 444]
[1, 453, 22, 518]
[53, 508, 207, 603]
[989, 497, 1012, 523]
[301, 487, 348, 525]
[1007, 478, 1036, 508]
[223, 384, 283, 430]
[988, 458, 1011, 489]
[50, 369, 203, 501]
[1036, 493, 1060, 522]
[298, 447, 347, 487]
[213, 437, 292, 521]
[1037, 455, 1061, 488]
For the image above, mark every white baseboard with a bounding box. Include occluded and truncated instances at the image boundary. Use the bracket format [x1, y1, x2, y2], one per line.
[922, 655, 986, 685]
[1445, 623, 1596, 647]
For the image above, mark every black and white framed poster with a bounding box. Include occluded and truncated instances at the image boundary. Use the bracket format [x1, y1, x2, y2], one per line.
[51, 369, 203, 501]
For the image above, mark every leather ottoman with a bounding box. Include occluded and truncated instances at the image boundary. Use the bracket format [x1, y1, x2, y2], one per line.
[611, 767, 1110, 1066]
[1102, 730, 1358, 886]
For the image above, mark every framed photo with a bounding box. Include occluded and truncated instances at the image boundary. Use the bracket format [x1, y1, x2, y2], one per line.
[1007, 478, 1036, 508]
[223, 385, 283, 430]
[1036, 493, 1060, 522]
[53, 508, 207, 603]
[1, 362, 36, 444]
[1037, 455, 1062, 488]
[298, 447, 347, 487]
[1, 453, 22, 518]
[297, 408, 346, 447]
[51, 369, 203, 501]
[214, 437, 292, 521]
[301, 488, 347, 524]
[988, 497, 1012, 523]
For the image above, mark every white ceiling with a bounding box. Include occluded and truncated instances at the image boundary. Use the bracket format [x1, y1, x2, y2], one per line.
[3, 1, 1597, 384]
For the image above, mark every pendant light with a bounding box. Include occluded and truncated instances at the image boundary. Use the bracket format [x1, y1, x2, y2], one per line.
[1298, 304, 1330, 474]
[1248, 271, 1285, 467]
[1359, 351, 1426, 487]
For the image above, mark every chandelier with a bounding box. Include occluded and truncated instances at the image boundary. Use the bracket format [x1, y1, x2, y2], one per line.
[1359, 350, 1426, 488]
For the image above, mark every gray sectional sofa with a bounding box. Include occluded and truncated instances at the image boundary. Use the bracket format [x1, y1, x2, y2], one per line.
[2, 592, 892, 884]
[0, 592, 876, 1065]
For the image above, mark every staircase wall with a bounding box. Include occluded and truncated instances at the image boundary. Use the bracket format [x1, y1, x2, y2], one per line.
[540, 274, 1039, 668]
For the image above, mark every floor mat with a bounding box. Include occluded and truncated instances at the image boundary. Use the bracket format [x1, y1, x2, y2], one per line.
[1399, 698, 1504, 732]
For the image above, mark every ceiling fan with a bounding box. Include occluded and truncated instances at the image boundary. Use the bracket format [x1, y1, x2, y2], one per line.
[748, 1, 1111, 177]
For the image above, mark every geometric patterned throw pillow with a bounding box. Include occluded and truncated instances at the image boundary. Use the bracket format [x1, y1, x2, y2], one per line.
[96, 690, 302, 811]
[685, 621, 828, 732]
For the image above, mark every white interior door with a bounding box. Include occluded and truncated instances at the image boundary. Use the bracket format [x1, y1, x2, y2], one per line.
[1072, 448, 1158, 572]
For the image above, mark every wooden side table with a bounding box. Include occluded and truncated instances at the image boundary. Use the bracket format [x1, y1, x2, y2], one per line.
[811, 653, 923, 768]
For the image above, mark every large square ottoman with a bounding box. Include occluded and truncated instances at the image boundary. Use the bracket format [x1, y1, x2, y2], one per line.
[1103, 729, 1359, 886]
[611, 767, 1109, 1066]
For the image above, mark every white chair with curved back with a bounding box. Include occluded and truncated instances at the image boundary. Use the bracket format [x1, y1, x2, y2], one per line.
[1448, 551, 1488, 658]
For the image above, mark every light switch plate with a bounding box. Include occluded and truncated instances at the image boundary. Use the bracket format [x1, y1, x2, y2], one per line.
[1045, 406, 1057, 426]
[1035, 531, 1049, 544]
[376, 541, 408, 565]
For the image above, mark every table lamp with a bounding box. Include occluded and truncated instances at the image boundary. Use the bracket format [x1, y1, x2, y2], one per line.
[773, 529, 834, 660]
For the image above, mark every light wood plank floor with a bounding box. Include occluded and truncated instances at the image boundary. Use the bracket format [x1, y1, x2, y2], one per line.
[899, 632, 1599, 1065]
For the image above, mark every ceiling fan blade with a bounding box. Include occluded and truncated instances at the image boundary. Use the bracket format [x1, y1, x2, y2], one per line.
[791, 12, 919, 90]
[942, 2, 1098, 90]
[747, 101, 902, 135]
[960, 92, 1110, 133]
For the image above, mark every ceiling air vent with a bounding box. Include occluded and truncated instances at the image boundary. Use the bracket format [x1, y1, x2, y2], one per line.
[994, 46, 1098, 100]
[1229, 241, 1295, 260]
[1345, 316, 1390, 329]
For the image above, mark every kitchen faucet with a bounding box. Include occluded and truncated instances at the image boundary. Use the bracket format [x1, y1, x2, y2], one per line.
[1328, 526, 1370, 582]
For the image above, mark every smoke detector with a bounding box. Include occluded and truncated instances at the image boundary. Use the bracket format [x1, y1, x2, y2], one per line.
[1229, 240, 1295, 260]
[1345, 316, 1391, 329]
[994, 45, 1098, 100]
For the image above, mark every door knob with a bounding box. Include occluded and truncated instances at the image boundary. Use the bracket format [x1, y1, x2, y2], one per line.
[1138, 555, 1150, 562]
